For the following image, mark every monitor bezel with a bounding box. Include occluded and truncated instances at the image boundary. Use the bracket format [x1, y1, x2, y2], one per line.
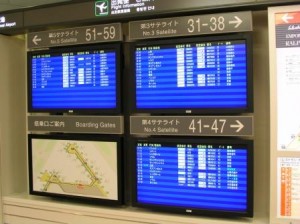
[28, 133, 123, 206]
[130, 33, 253, 115]
[131, 137, 254, 217]
[27, 43, 122, 115]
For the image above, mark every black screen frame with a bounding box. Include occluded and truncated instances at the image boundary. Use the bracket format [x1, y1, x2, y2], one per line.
[131, 137, 254, 217]
[130, 33, 253, 115]
[28, 133, 123, 206]
[27, 43, 122, 115]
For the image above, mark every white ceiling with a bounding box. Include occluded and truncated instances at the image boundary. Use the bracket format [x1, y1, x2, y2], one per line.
[0, 0, 70, 12]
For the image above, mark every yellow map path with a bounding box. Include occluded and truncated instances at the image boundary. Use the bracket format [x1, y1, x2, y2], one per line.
[286, 131, 300, 150]
[39, 143, 108, 197]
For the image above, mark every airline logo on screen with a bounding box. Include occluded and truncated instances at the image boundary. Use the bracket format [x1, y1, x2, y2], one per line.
[95, 0, 109, 16]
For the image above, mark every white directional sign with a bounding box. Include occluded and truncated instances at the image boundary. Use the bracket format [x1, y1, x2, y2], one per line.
[27, 23, 122, 49]
[32, 35, 42, 46]
[230, 120, 244, 133]
[130, 116, 253, 136]
[129, 11, 253, 40]
[229, 16, 243, 28]
[28, 116, 124, 134]
[281, 13, 294, 23]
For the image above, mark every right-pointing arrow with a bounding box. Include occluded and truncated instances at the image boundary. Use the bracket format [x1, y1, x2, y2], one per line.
[230, 120, 244, 133]
[229, 16, 243, 28]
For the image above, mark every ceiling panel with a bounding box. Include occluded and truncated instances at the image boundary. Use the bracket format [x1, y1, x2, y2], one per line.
[0, 0, 70, 13]
[9, 0, 70, 7]
[0, 3, 18, 11]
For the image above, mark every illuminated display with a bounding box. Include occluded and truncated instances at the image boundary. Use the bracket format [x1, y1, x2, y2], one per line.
[133, 138, 253, 217]
[132, 35, 252, 114]
[110, 0, 156, 15]
[28, 134, 123, 205]
[28, 44, 120, 114]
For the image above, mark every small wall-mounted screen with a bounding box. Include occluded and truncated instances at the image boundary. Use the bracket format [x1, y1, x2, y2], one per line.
[28, 134, 123, 205]
[132, 34, 252, 114]
[132, 137, 253, 217]
[27, 44, 121, 114]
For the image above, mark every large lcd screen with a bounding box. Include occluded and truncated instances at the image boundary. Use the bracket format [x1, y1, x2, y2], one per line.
[28, 134, 123, 205]
[132, 137, 253, 217]
[27, 44, 121, 114]
[132, 34, 253, 114]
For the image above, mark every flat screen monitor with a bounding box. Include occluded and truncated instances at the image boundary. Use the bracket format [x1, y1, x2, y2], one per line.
[27, 43, 121, 114]
[28, 134, 123, 205]
[131, 34, 253, 114]
[132, 137, 253, 217]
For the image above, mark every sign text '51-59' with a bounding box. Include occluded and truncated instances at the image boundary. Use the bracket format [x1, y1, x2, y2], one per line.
[28, 23, 122, 49]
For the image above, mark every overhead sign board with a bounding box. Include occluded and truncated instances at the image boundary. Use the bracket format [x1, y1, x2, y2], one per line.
[130, 116, 253, 137]
[129, 11, 253, 40]
[0, 12, 23, 33]
[24, 0, 256, 28]
[10, 0, 300, 32]
[28, 115, 124, 134]
[110, 0, 254, 17]
[27, 23, 122, 49]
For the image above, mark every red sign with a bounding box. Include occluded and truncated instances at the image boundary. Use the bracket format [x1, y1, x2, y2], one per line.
[276, 12, 300, 25]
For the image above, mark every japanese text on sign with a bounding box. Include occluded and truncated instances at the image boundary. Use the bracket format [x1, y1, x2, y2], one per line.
[111, 0, 155, 15]
[129, 11, 253, 40]
[34, 120, 65, 128]
[131, 116, 253, 137]
[28, 23, 122, 49]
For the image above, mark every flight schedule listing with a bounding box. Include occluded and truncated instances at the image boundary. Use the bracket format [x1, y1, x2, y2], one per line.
[30, 49, 117, 110]
[135, 40, 248, 110]
[136, 142, 249, 212]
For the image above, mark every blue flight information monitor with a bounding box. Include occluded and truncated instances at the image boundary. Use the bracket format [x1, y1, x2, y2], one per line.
[133, 139, 253, 217]
[28, 44, 120, 114]
[133, 35, 252, 114]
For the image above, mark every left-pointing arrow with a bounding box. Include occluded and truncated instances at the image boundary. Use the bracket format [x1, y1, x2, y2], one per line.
[230, 120, 244, 133]
[32, 35, 42, 45]
[229, 16, 243, 28]
[282, 13, 294, 23]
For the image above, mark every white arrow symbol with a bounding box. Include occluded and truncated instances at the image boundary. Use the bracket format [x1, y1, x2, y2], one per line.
[282, 13, 294, 23]
[32, 35, 42, 45]
[229, 16, 243, 28]
[230, 120, 244, 133]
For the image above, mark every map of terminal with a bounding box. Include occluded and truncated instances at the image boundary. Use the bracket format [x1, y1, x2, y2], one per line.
[32, 139, 118, 200]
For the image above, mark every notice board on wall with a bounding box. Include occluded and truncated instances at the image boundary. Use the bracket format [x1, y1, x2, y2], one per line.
[269, 5, 300, 224]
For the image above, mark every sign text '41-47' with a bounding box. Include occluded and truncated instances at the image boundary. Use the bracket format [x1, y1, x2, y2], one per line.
[189, 118, 245, 134]
[130, 116, 253, 137]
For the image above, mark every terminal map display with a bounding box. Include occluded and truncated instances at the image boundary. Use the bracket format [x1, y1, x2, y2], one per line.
[30, 137, 119, 201]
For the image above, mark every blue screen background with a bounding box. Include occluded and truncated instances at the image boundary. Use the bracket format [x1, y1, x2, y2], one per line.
[136, 142, 249, 212]
[135, 40, 248, 110]
[30, 48, 117, 110]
